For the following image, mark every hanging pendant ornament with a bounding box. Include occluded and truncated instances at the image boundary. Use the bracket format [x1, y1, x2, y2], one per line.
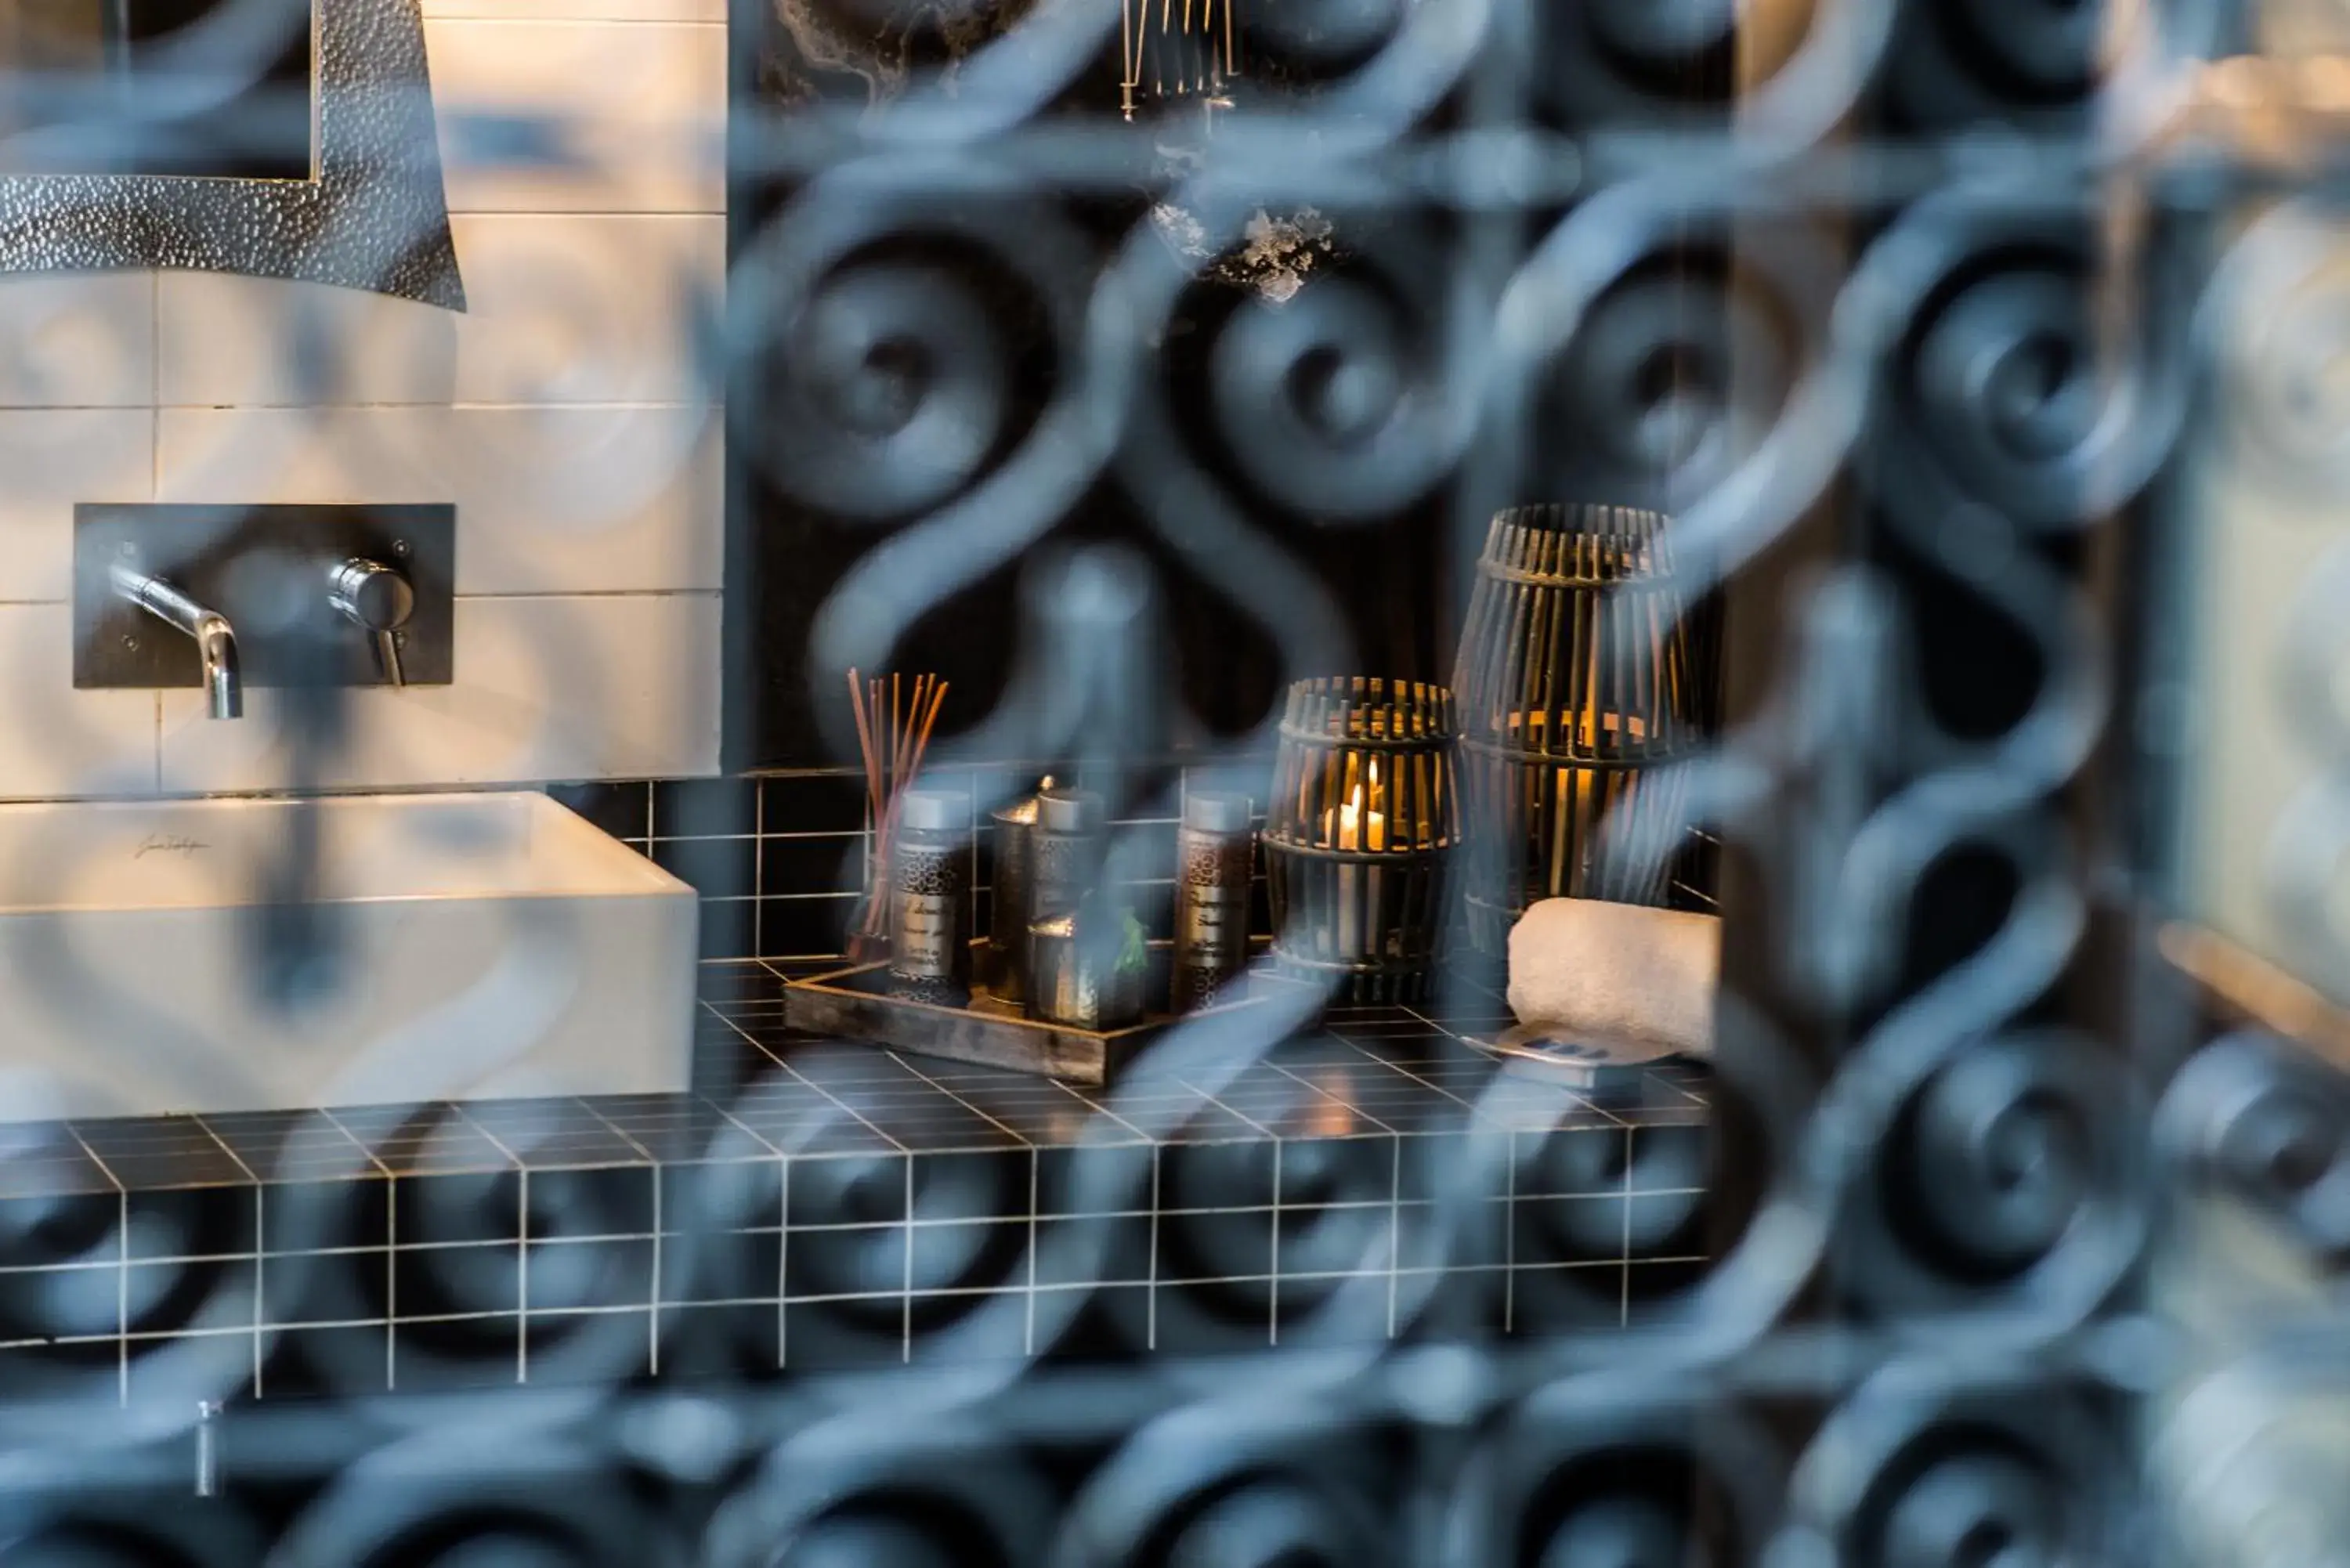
[1122, 0, 1241, 119]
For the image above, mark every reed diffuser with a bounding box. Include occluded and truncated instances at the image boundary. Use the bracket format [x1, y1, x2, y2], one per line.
[845, 668, 949, 963]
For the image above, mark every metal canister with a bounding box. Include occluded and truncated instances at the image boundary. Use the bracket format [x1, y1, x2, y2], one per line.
[1170, 791, 1253, 1011]
[985, 784, 1047, 1003]
[1030, 906, 1147, 1031]
[888, 789, 971, 1005]
[1027, 787, 1106, 929]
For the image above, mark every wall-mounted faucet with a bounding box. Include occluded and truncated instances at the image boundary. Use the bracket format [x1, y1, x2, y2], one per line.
[109, 561, 241, 720]
[74, 504, 454, 700]
[326, 558, 415, 688]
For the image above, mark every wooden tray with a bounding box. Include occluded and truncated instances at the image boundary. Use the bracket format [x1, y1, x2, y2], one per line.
[782, 948, 1297, 1084]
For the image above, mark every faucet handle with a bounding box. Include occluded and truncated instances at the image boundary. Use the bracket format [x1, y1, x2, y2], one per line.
[327, 558, 415, 688]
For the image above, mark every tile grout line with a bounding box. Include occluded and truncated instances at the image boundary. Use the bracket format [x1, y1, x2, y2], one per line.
[1144, 1145, 1159, 1353]
[1503, 1129, 1517, 1338]
[192, 1116, 265, 1400]
[1024, 1145, 1039, 1360]
[1268, 1136, 1283, 1349]
[881, 1053, 1033, 1147]
[1618, 1126, 1634, 1329]
[776, 1062, 909, 1155]
[1263, 1060, 1401, 1136]
[562, 1093, 668, 1373]
[444, 1106, 530, 1386]
[1386, 1131, 1401, 1340]
[60, 1125, 126, 1407]
[790, 1151, 799, 1372]
[901, 1154, 913, 1364]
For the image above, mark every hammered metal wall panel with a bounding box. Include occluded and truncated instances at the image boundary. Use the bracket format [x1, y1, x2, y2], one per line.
[0, 0, 462, 308]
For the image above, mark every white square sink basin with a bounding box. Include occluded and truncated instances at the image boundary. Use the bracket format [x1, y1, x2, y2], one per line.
[0, 791, 697, 1123]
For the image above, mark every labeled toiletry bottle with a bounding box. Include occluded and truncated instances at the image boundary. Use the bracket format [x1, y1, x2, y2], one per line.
[1025, 787, 1108, 1015]
[985, 775, 1053, 1003]
[887, 789, 971, 1005]
[1170, 791, 1253, 1010]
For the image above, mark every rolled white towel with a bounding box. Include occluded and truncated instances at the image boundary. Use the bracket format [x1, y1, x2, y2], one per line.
[1506, 896, 1720, 1057]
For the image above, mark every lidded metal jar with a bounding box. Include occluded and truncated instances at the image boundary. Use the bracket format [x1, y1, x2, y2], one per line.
[985, 779, 1051, 1003]
[1170, 790, 1253, 1011]
[1030, 902, 1147, 1031]
[1027, 788, 1107, 927]
[887, 789, 971, 1005]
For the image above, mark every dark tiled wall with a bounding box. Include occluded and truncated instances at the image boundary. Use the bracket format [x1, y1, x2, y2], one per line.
[551, 767, 1274, 965]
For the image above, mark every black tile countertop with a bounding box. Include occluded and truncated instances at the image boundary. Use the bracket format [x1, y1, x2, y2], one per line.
[0, 960, 1712, 1409]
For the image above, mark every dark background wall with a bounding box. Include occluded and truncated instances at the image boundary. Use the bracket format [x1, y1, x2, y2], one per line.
[721, 0, 1734, 771]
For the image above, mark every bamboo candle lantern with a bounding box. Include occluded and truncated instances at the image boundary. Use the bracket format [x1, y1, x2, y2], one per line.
[1262, 677, 1459, 1005]
[1450, 504, 1716, 956]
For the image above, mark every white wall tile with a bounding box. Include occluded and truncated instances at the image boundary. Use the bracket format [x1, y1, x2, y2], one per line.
[426, 19, 725, 214]
[154, 404, 723, 595]
[0, 411, 155, 602]
[158, 214, 724, 408]
[0, 607, 158, 798]
[0, 273, 156, 408]
[159, 593, 721, 790]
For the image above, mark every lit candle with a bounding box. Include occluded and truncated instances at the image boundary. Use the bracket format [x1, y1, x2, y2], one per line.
[1324, 786, 1386, 853]
[1321, 781, 1386, 961]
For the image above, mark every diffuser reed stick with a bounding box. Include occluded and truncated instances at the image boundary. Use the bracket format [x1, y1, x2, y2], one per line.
[846, 668, 949, 959]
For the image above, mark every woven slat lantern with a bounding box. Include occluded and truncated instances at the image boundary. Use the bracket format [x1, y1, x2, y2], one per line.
[1451, 504, 1716, 955]
[1262, 677, 1459, 1005]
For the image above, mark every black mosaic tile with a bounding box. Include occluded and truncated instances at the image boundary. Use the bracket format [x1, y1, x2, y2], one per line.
[1511, 1193, 1633, 1270]
[258, 1174, 385, 1256]
[759, 832, 865, 901]
[779, 1297, 909, 1374]
[523, 1309, 654, 1384]
[905, 1148, 1033, 1221]
[0, 1188, 121, 1270]
[71, 1117, 249, 1190]
[653, 836, 754, 901]
[1032, 1212, 1154, 1288]
[672, 1227, 779, 1306]
[393, 1245, 522, 1324]
[124, 1255, 257, 1339]
[757, 771, 870, 836]
[757, 894, 861, 960]
[1036, 1143, 1155, 1219]
[259, 1321, 389, 1400]
[390, 1317, 519, 1392]
[526, 1237, 656, 1313]
[785, 1151, 909, 1230]
[653, 778, 761, 840]
[906, 1288, 1031, 1362]
[0, 955, 1712, 1396]
[700, 898, 755, 963]
[124, 1184, 256, 1263]
[460, 1098, 650, 1169]
[203, 1110, 378, 1183]
[125, 1331, 255, 1409]
[328, 1105, 515, 1176]
[522, 1165, 656, 1242]
[261, 1246, 387, 1328]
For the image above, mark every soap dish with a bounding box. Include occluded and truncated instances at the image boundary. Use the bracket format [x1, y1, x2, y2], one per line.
[1484, 1022, 1706, 1106]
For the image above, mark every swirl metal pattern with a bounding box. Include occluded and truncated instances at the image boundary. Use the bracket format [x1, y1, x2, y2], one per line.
[0, 0, 2342, 1566]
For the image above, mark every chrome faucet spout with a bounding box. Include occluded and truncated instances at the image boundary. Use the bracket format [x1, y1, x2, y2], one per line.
[110, 562, 242, 720]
